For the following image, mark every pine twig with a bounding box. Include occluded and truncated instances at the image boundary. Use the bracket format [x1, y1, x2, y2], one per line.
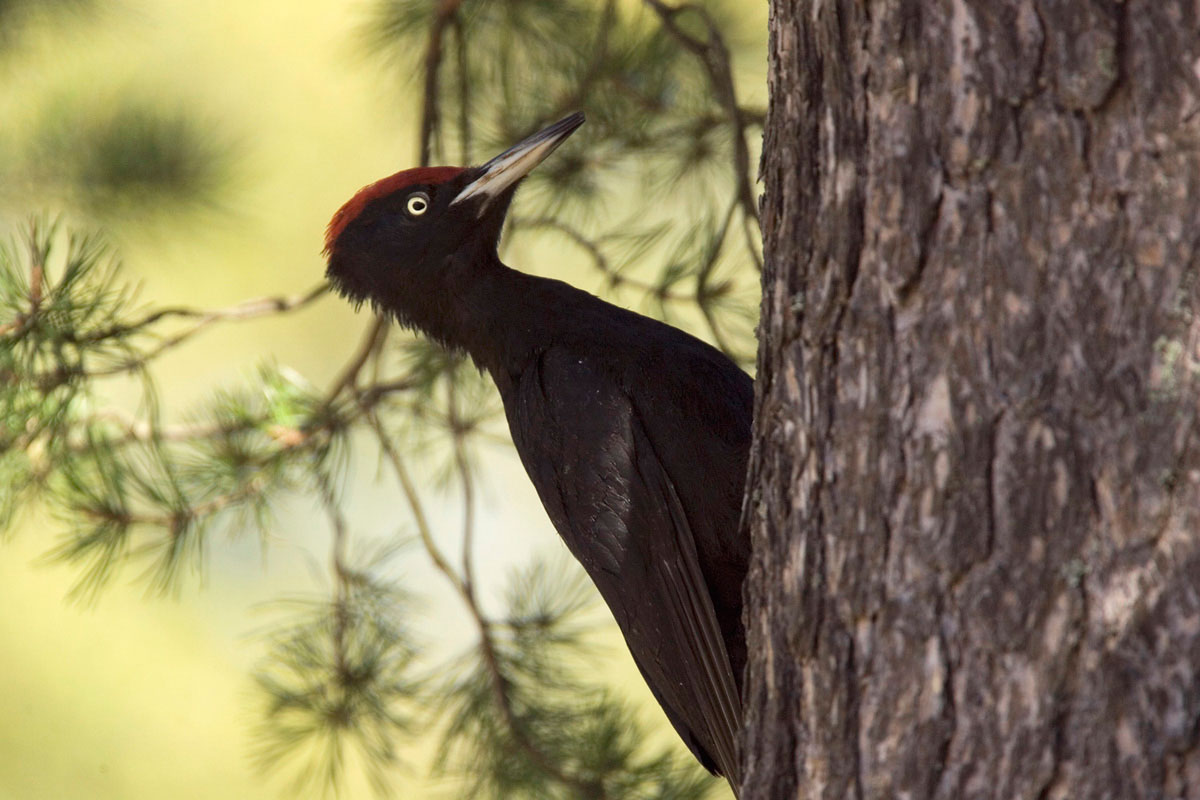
[643, 0, 761, 237]
[512, 216, 688, 301]
[366, 409, 606, 798]
[77, 282, 330, 344]
[324, 0, 461, 409]
[324, 315, 390, 403]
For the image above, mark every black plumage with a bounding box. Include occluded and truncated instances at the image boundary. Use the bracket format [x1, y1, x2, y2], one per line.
[324, 113, 752, 792]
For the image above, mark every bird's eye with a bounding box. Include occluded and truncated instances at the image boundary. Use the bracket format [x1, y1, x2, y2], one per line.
[406, 193, 430, 216]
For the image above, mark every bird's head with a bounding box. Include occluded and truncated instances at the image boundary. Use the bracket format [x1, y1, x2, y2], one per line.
[323, 112, 585, 320]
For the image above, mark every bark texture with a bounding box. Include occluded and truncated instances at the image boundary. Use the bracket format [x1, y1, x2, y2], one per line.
[743, 1, 1200, 798]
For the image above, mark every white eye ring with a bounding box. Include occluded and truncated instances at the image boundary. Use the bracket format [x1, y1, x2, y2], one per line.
[406, 193, 430, 216]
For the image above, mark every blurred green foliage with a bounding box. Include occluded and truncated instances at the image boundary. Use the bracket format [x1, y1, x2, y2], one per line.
[24, 97, 235, 217]
[0, 0, 94, 52]
[254, 540, 421, 796]
[0, 1, 236, 225]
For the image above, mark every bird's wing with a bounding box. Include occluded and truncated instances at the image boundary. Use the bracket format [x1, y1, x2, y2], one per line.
[506, 349, 743, 788]
[627, 410, 744, 786]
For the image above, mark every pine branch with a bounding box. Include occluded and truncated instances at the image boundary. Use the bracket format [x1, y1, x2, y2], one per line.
[323, 0, 460, 411]
[367, 408, 607, 797]
[364, 407, 466, 599]
[17, 283, 330, 390]
[75, 282, 329, 344]
[642, 0, 761, 236]
[447, 379, 479, 599]
[323, 315, 390, 404]
[511, 216, 689, 301]
[420, 0, 465, 166]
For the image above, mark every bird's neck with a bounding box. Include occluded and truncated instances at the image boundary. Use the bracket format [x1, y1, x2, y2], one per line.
[400, 252, 573, 376]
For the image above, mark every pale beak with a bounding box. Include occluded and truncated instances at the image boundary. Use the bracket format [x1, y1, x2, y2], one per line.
[451, 112, 585, 214]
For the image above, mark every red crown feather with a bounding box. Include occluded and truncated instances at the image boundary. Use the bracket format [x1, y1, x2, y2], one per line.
[324, 166, 464, 255]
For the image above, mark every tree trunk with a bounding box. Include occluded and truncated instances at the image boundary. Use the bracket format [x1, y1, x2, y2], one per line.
[743, 1, 1200, 798]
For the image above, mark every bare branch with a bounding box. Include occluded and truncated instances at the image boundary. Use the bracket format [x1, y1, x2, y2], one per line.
[75, 477, 266, 530]
[80, 376, 418, 452]
[78, 282, 330, 344]
[324, 316, 389, 404]
[447, 379, 478, 599]
[314, 470, 352, 684]
[83, 411, 254, 444]
[55, 283, 331, 383]
[420, 0, 465, 165]
[365, 408, 464, 594]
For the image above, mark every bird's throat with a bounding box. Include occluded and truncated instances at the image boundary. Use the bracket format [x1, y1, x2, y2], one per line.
[388, 254, 565, 377]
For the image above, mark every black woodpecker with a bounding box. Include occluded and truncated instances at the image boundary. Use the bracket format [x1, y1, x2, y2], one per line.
[324, 113, 752, 794]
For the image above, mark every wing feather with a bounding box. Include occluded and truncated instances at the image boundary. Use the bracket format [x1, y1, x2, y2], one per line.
[504, 350, 744, 794]
[635, 420, 743, 788]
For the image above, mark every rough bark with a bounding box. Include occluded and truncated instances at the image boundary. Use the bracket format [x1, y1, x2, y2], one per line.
[743, 1, 1200, 798]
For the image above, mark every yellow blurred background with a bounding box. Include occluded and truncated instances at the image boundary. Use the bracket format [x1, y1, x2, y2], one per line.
[1, 1, 763, 797]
